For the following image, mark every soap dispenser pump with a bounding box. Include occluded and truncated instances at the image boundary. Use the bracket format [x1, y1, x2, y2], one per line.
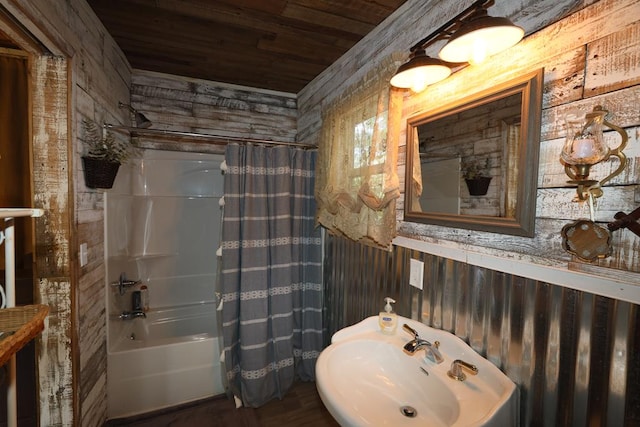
[379, 297, 398, 334]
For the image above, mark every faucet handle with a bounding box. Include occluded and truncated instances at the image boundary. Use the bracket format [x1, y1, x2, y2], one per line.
[447, 359, 478, 381]
[402, 323, 419, 339]
[111, 272, 142, 295]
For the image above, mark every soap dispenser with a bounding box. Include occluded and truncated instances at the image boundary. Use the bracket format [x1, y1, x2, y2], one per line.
[379, 297, 398, 334]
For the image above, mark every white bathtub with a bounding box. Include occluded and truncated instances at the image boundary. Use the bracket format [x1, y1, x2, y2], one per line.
[107, 303, 225, 419]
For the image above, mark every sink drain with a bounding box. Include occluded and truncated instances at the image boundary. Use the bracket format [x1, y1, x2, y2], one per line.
[400, 405, 417, 418]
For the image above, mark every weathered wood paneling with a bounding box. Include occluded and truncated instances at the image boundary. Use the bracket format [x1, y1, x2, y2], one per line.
[297, 0, 587, 143]
[131, 70, 298, 144]
[2, 0, 132, 425]
[5, 1, 640, 427]
[584, 20, 640, 97]
[299, 0, 640, 277]
[31, 54, 73, 427]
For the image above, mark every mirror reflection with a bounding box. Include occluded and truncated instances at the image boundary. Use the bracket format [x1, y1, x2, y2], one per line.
[416, 92, 521, 217]
[405, 69, 543, 236]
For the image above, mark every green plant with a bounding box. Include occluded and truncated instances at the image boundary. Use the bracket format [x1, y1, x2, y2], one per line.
[82, 119, 130, 163]
[462, 157, 490, 180]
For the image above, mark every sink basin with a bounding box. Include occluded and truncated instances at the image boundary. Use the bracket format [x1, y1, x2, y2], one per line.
[316, 316, 517, 427]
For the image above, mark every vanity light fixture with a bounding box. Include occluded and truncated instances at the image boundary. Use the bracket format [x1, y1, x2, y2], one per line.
[560, 105, 628, 200]
[119, 101, 152, 128]
[390, 0, 523, 91]
[389, 48, 451, 92]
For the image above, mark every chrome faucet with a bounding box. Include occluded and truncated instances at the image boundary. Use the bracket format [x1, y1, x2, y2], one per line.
[119, 310, 146, 320]
[402, 324, 444, 364]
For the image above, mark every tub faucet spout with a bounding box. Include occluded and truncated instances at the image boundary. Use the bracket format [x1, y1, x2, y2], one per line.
[119, 310, 146, 320]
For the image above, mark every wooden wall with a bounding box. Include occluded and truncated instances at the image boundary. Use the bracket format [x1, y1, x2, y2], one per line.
[130, 70, 298, 145]
[1, 0, 131, 425]
[299, 0, 640, 281]
[3, 3, 298, 426]
[399, 0, 640, 276]
[1, 0, 637, 425]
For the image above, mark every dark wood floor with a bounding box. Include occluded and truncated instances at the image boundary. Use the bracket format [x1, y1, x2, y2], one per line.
[105, 381, 340, 427]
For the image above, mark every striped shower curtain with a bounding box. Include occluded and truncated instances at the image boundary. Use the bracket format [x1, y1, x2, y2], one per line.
[221, 143, 323, 408]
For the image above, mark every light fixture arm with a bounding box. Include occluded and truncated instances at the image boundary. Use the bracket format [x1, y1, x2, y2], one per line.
[408, 0, 491, 53]
[597, 114, 628, 186]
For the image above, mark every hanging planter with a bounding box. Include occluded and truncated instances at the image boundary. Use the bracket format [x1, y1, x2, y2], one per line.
[81, 119, 131, 190]
[465, 177, 492, 196]
[82, 157, 120, 189]
[462, 157, 492, 196]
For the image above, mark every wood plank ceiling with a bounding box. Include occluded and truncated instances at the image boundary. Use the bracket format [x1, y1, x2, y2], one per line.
[87, 0, 408, 93]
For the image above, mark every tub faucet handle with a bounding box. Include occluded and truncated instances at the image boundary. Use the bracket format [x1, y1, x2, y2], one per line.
[111, 273, 142, 295]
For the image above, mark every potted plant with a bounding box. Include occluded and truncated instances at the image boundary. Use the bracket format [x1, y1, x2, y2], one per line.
[462, 157, 492, 196]
[81, 119, 130, 189]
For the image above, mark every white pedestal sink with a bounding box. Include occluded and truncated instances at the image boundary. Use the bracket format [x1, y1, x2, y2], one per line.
[316, 316, 517, 427]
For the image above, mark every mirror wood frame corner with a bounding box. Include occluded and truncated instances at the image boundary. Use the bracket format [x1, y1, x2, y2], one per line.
[404, 68, 544, 237]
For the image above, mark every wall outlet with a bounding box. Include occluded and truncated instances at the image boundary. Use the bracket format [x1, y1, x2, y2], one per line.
[409, 259, 424, 290]
[80, 243, 88, 267]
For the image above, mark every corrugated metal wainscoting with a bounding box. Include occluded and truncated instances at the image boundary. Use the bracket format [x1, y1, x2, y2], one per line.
[323, 235, 640, 427]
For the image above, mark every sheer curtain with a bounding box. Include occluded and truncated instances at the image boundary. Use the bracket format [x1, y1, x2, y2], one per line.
[316, 55, 404, 249]
[221, 143, 323, 408]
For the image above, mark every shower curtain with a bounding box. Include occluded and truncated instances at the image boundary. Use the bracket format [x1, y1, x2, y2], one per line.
[221, 143, 323, 408]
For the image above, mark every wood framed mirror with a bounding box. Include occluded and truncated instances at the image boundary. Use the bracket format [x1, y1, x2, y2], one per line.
[404, 68, 544, 237]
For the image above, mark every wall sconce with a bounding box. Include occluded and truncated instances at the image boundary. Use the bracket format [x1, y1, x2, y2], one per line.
[390, 0, 523, 92]
[560, 105, 628, 200]
[119, 101, 152, 129]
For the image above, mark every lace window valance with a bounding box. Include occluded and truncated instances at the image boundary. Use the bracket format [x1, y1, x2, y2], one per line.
[316, 55, 404, 249]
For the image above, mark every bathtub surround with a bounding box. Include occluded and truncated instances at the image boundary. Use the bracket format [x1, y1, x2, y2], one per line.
[221, 144, 323, 408]
[105, 150, 225, 418]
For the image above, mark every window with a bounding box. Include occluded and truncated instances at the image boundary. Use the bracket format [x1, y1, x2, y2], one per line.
[316, 56, 403, 249]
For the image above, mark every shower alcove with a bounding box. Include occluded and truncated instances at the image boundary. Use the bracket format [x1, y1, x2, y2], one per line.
[105, 149, 225, 418]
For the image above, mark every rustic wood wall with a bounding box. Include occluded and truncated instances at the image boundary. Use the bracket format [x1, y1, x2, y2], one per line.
[2, 0, 638, 426]
[1, 0, 131, 425]
[130, 70, 298, 145]
[3, 3, 298, 426]
[399, 0, 640, 276]
[299, 0, 640, 281]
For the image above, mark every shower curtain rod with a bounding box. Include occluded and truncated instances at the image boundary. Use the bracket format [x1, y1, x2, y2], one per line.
[104, 123, 317, 149]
